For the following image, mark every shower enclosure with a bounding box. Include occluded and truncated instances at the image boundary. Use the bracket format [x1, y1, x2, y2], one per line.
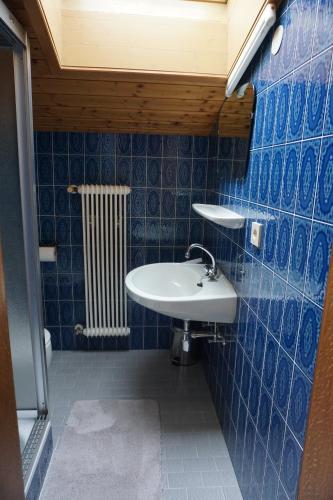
[0, 1, 50, 495]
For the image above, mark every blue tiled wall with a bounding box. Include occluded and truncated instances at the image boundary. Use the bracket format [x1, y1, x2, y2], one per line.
[202, 0, 333, 499]
[35, 132, 208, 350]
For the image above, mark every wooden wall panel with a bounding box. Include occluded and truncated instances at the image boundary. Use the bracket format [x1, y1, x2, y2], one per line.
[4, 0, 254, 137]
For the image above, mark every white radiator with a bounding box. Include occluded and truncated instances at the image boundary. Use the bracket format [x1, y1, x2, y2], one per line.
[79, 185, 131, 337]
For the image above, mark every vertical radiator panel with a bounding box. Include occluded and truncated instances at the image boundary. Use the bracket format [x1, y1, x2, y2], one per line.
[79, 185, 130, 337]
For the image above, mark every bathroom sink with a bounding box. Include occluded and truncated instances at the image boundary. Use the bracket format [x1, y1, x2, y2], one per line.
[125, 263, 237, 323]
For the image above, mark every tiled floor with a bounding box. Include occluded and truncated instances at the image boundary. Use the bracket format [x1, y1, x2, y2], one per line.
[47, 350, 242, 500]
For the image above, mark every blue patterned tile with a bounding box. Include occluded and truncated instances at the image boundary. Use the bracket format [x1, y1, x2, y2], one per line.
[162, 158, 177, 187]
[257, 388, 272, 441]
[55, 187, 70, 215]
[58, 275, 72, 301]
[280, 429, 302, 498]
[130, 327, 144, 349]
[257, 267, 273, 327]
[252, 93, 265, 148]
[163, 135, 178, 157]
[275, 213, 292, 279]
[193, 136, 208, 157]
[145, 219, 160, 245]
[131, 188, 146, 217]
[45, 301, 59, 326]
[281, 286, 302, 360]
[59, 301, 73, 325]
[101, 133, 115, 155]
[274, 348, 293, 418]
[275, 79, 292, 146]
[146, 189, 160, 217]
[296, 299, 321, 381]
[174, 219, 189, 246]
[39, 186, 54, 215]
[314, 137, 333, 223]
[72, 246, 83, 272]
[40, 217, 55, 244]
[249, 151, 261, 202]
[248, 371, 260, 421]
[116, 157, 131, 185]
[161, 190, 175, 218]
[70, 192, 81, 216]
[176, 190, 191, 218]
[269, 147, 284, 208]
[131, 218, 145, 245]
[73, 274, 85, 300]
[258, 148, 271, 205]
[219, 137, 234, 160]
[132, 134, 146, 156]
[304, 49, 332, 139]
[268, 405, 285, 472]
[56, 217, 70, 244]
[263, 209, 279, 268]
[287, 64, 310, 142]
[252, 322, 266, 376]
[61, 326, 76, 350]
[73, 300, 85, 325]
[53, 132, 68, 154]
[69, 132, 84, 154]
[43, 275, 58, 300]
[287, 366, 312, 446]
[85, 156, 100, 184]
[295, 0, 315, 66]
[305, 221, 333, 307]
[313, 0, 333, 53]
[178, 136, 193, 158]
[132, 157, 146, 187]
[281, 143, 300, 212]
[263, 86, 277, 146]
[263, 333, 278, 393]
[295, 139, 320, 217]
[116, 133, 131, 155]
[192, 159, 207, 188]
[324, 69, 333, 135]
[38, 154, 53, 185]
[147, 134, 162, 156]
[57, 246, 72, 273]
[244, 310, 256, 360]
[101, 157, 115, 184]
[69, 155, 84, 185]
[288, 216, 311, 291]
[147, 158, 161, 187]
[189, 219, 203, 243]
[37, 132, 52, 153]
[85, 133, 100, 154]
[269, 277, 286, 340]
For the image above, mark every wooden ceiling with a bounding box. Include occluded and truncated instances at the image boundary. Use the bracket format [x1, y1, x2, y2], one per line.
[4, 0, 252, 137]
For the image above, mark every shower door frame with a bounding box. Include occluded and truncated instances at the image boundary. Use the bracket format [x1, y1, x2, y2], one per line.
[0, 0, 48, 414]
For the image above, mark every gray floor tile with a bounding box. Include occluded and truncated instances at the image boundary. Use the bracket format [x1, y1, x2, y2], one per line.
[168, 471, 203, 488]
[47, 350, 242, 498]
[222, 487, 243, 500]
[162, 489, 188, 500]
[187, 487, 225, 500]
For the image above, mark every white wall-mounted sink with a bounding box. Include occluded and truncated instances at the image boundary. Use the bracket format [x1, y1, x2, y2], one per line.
[125, 263, 237, 323]
[192, 203, 245, 229]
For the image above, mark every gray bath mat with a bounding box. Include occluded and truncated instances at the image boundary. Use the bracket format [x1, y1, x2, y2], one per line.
[41, 400, 161, 500]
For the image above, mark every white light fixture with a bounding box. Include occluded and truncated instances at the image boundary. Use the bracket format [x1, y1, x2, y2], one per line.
[271, 24, 284, 55]
[225, 3, 276, 97]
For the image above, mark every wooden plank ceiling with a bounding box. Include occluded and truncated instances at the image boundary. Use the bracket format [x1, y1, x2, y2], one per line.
[4, 0, 248, 136]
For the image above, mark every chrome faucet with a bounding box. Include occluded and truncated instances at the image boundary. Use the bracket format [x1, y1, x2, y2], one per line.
[185, 243, 217, 280]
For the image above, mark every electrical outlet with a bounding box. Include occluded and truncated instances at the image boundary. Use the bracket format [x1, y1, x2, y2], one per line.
[250, 222, 263, 248]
